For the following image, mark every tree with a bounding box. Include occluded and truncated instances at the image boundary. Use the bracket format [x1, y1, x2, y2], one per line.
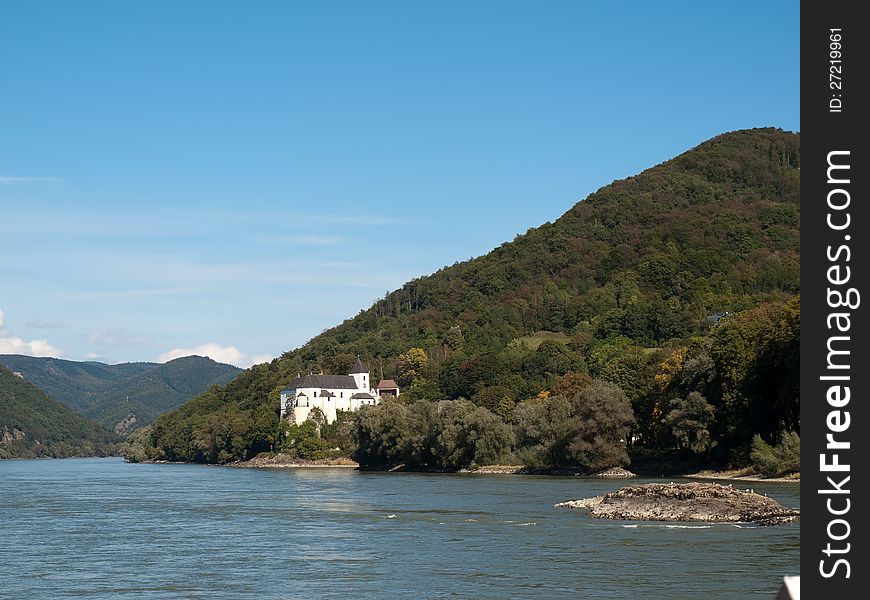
[551, 371, 593, 398]
[495, 396, 516, 423]
[709, 299, 800, 448]
[471, 385, 512, 413]
[444, 325, 464, 351]
[282, 419, 329, 459]
[512, 395, 574, 468]
[525, 340, 579, 381]
[306, 407, 326, 436]
[353, 400, 413, 468]
[434, 400, 511, 469]
[587, 337, 654, 404]
[512, 380, 634, 470]
[566, 381, 635, 469]
[352, 398, 509, 470]
[405, 377, 442, 402]
[663, 392, 716, 453]
[398, 348, 429, 387]
[320, 409, 357, 454]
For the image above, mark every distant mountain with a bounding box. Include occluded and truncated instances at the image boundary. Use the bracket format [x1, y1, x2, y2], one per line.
[0, 365, 120, 459]
[0, 355, 241, 435]
[0, 356, 153, 414]
[144, 128, 800, 463]
[80, 356, 243, 433]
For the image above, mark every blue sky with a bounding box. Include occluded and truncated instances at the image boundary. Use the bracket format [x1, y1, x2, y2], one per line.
[0, 1, 799, 367]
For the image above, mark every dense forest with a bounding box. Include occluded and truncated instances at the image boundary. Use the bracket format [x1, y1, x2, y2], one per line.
[0, 365, 120, 459]
[0, 355, 241, 435]
[136, 128, 800, 473]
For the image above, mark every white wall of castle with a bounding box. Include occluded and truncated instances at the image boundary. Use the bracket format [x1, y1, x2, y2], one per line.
[280, 381, 379, 425]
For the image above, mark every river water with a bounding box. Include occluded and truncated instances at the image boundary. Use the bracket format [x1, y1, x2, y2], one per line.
[0, 458, 799, 599]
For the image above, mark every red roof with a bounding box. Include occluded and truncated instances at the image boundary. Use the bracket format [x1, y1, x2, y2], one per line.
[377, 379, 399, 389]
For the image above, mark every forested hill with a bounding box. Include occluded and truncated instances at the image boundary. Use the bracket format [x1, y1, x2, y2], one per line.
[0, 355, 241, 435]
[147, 128, 800, 463]
[0, 365, 120, 459]
[0, 355, 152, 415]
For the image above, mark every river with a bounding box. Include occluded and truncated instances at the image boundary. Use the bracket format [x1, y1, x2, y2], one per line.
[0, 457, 799, 598]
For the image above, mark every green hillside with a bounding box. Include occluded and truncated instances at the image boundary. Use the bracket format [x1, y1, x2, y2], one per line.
[145, 128, 800, 465]
[0, 355, 241, 435]
[0, 355, 153, 414]
[0, 365, 120, 459]
[82, 356, 242, 434]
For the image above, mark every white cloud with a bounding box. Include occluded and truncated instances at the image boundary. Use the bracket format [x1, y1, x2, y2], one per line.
[0, 335, 62, 357]
[0, 309, 62, 356]
[157, 343, 272, 369]
[248, 354, 274, 366]
[85, 352, 103, 360]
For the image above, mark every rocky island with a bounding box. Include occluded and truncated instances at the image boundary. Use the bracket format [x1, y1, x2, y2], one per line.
[555, 482, 799, 526]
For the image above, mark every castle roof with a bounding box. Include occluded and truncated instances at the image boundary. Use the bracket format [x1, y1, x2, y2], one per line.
[283, 374, 359, 391]
[377, 379, 399, 389]
[319, 390, 335, 398]
[350, 392, 375, 400]
[349, 357, 367, 374]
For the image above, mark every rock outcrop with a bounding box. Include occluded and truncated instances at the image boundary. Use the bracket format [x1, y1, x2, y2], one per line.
[114, 413, 138, 436]
[1, 427, 26, 446]
[555, 482, 799, 526]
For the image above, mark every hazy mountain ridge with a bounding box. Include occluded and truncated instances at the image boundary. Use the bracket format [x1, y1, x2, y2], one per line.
[0, 356, 153, 414]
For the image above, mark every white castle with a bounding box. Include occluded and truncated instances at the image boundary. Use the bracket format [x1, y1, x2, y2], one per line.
[279, 357, 399, 424]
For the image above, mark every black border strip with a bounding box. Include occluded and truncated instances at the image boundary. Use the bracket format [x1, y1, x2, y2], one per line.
[801, 1, 868, 596]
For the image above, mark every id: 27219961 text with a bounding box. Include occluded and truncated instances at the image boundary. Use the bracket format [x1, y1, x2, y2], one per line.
[829, 29, 844, 113]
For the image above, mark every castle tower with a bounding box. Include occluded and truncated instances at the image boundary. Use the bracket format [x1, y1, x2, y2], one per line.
[349, 357, 369, 391]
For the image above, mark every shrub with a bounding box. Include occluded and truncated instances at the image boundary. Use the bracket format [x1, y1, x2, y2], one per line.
[750, 431, 800, 477]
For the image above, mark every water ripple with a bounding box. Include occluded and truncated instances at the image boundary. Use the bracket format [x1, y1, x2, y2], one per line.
[0, 458, 800, 599]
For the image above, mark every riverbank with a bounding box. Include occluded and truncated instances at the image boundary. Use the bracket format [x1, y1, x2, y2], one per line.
[132, 453, 800, 483]
[464, 465, 637, 477]
[685, 468, 800, 483]
[229, 456, 640, 475]
[233, 453, 358, 468]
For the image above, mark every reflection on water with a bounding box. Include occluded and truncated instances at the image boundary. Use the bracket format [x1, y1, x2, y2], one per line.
[0, 458, 799, 599]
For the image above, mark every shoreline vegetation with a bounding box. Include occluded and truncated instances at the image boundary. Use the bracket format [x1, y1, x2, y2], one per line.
[125, 452, 802, 484]
[120, 445, 799, 483]
[211, 452, 799, 483]
[126, 129, 802, 480]
[685, 468, 799, 483]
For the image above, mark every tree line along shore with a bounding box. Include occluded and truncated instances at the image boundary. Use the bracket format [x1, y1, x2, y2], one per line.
[124, 129, 801, 478]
